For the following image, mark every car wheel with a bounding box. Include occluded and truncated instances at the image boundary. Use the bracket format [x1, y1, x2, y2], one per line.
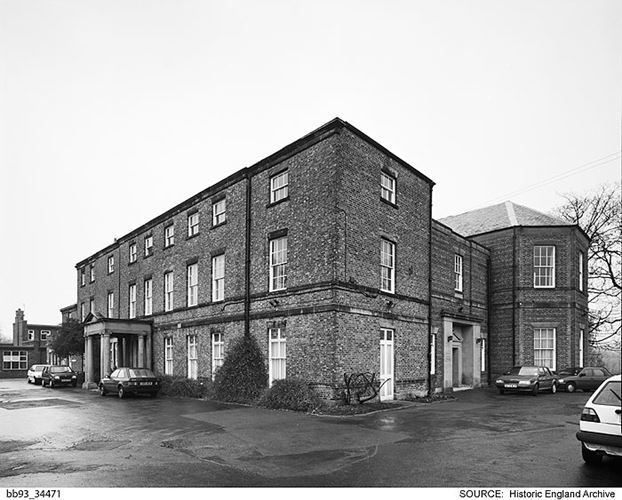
[498, 388, 505, 395]
[35, 378, 41, 385]
[99, 385, 106, 397]
[27, 378, 32, 384]
[551, 383, 557, 394]
[72, 381, 77, 388]
[567, 383, 576, 393]
[49, 379, 55, 389]
[118, 386, 125, 399]
[40, 380, 46, 387]
[532, 384, 539, 396]
[150, 392, 157, 398]
[581, 443, 603, 465]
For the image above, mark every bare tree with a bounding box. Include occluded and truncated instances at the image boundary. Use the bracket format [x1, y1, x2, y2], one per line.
[556, 183, 621, 350]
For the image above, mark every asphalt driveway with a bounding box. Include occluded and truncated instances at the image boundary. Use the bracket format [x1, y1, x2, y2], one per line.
[0, 378, 620, 487]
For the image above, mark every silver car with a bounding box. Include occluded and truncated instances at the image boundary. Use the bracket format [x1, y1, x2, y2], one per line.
[27, 364, 50, 385]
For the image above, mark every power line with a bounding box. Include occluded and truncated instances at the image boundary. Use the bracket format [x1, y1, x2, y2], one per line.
[482, 151, 621, 205]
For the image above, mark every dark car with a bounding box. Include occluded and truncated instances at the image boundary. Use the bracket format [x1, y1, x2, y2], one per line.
[557, 366, 613, 393]
[41, 365, 78, 388]
[99, 367, 161, 399]
[495, 366, 558, 395]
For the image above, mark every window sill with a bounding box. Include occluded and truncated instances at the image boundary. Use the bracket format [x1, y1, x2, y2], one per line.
[211, 220, 227, 230]
[186, 233, 200, 241]
[144, 252, 153, 259]
[163, 244, 175, 250]
[380, 197, 398, 209]
[266, 196, 290, 209]
[128, 260, 137, 266]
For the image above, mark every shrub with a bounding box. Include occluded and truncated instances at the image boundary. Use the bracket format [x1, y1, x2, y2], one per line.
[159, 375, 214, 399]
[214, 335, 268, 403]
[260, 378, 321, 412]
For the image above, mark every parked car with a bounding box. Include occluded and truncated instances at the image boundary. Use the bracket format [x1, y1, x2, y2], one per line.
[576, 374, 622, 464]
[41, 365, 78, 388]
[495, 366, 558, 395]
[555, 367, 582, 378]
[99, 367, 161, 399]
[27, 364, 49, 385]
[557, 366, 613, 393]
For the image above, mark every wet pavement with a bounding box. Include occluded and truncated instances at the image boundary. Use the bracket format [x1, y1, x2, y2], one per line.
[0, 378, 620, 487]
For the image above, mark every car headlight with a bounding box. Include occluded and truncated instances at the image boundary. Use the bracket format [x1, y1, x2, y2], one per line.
[495, 379, 503, 384]
[558, 378, 565, 384]
[518, 380, 532, 386]
[54, 376, 61, 380]
[71, 375, 76, 379]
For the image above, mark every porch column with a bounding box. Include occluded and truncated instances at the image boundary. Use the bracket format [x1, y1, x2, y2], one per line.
[85, 335, 94, 386]
[101, 333, 111, 378]
[137, 335, 145, 368]
[146, 333, 152, 370]
[122, 338, 127, 367]
[472, 325, 482, 387]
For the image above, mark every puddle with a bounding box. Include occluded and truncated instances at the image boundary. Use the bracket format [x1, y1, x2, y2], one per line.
[0, 398, 82, 410]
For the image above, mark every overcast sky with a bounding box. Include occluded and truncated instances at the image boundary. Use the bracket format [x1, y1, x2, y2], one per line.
[0, 0, 620, 339]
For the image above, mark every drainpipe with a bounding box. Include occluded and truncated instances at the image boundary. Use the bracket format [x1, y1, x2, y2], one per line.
[486, 254, 492, 385]
[512, 228, 517, 366]
[427, 185, 433, 396]
[244, 169, 252, 338]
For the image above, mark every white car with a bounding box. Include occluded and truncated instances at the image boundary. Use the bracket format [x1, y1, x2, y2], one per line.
[27, 364, 50, 385]
[576, 374, 622, 464]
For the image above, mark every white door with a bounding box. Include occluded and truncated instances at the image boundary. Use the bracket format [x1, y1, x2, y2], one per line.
[380, 328, 394, 401]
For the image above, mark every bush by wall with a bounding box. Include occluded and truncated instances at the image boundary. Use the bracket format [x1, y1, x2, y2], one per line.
[214, 335, 268, 403]
[160, 375, 214, 399]
[260, 378, 321, 412]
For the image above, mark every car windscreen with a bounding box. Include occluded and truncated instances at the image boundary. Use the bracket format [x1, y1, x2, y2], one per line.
[508, 367, 538, 376]
[128, 369, 155, 378]
[50, 366, 73, 373]
[592, 381, 622, 406]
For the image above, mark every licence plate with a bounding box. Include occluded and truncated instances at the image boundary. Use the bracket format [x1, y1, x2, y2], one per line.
[140, 382, 153, 386]
[504, 384, 518, 388]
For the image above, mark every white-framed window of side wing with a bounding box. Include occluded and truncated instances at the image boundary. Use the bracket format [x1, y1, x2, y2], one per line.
[211, 332, 224, 380]
[129, 242, 137, 263]
[40, 330, 50, 341]
[80, 303, 86, 322]
[107, 255, 115, 274]
[268, 327, 286, 386]
[144, 278, 153, 316]
[89, 263, 95, 282]
[128, 283, 137, 319]
[380, 171, 396, 204]
[107, 291, 114, 318]
[2, 351, 27, 370]
[533, 245, 555, 288]
[188, 212, 199, 237]
[534, 328, 556, 370]
[454, 254, 463, 292]
[270, 170, 289, 203]
[89, 297, 95, 315]
[212, 254, 225, 301]
[164, 224, 175, 247]
[164, 337, 174, 375]
[80, 267, 86, 286]
[269, 237, 287, 291]
[164, 271, 174, 311]
[380, 238, 395, 293]
[187, 263, 198, 307]
[578, 251, 584, 292]
[212, 198, 226, 226]
[144, 235, 153, 257]
[27, 329, 35, 341]
[480, 338, 486, 372]
[187, 335, 198, 380]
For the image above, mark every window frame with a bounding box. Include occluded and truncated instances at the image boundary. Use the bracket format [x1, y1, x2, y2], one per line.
[187, 212, 199, 238]
[128, 283, 137, 319]
[164, 224, 175, 248]
[454, 254, 463, 292]
[533, 245, 555, 288]
[2, 350, 27, 370]
[144, 235, 154, 257]
[107, 291, 115, 318]
[129, 242, 137, 264]
[164, 337, 174, 375]
[211, 254, 225, 302]
[578, 251, 584, 292]
[164, 271, 174, 312]
[533, 327, 556, 370]
[107, 255, 115, 274]
[89, 263, 95, 283]
[80, 268, 86, 286]
[187, 263, 199, 307]
[380, 238, 396, 293]
[380, 171, 396, 204]
[270, 170, 289, 204]
[212, 198, 226, 226]
[268, 327, 286, 386]
[269, 236, 288, 292]
[187, 335, 198, 380]
[211, 332, 224, 380]
[80, 303, 86, 322]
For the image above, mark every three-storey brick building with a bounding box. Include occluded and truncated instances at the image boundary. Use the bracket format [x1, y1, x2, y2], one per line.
[75, 118, 589, 398]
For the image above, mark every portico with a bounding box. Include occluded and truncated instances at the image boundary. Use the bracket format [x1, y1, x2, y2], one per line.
[82, 315, 153, 388]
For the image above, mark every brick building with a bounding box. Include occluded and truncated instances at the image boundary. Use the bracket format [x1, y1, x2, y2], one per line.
[75, 118, 589, 398]
[0, 309, 58, 378]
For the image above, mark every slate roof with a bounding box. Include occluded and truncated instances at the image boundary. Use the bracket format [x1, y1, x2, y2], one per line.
[438, 201, 570, 237]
